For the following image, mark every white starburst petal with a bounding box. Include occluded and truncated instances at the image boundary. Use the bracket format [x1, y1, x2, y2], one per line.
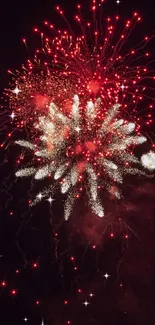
[119, 122, 136, 134]
[71, 167, 79, 186]
[54, 165, 67, 180]
[107, 184, 121, 199]
[35, 149, 51, 158]
[61, 177, 71, 194]
[72, 94, 80, 121]
[64, 191, 75, 220]
[15, 140, 35, 150]
[57, 112, 69, 124]
[102, 159, 118, 170]
[118, 153, 139, 164]
[101, 159, 123, 183]
[112, 119, 124, 129]
[35, 165, 51, 180]
[16, 167, 36, 177]
[100, 103, 120, 133]
[110, 135, 147, 151]
[87, 165, 98, 201]
[123, 167, 148, 176]
[86, 100, 95, 119]
[49, 102, 58, 116]
[91, 199, 104, 217]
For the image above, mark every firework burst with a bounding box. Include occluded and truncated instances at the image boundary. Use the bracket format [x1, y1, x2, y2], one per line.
[15, 95, 149, 219]
[5, 0, 155, 219]
[5, 1, 155, 130]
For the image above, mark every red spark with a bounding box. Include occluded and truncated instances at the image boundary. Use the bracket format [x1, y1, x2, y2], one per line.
[1, 281, 7, 287]
[33, 262, 39, 269]
[36, 300, 40, 305]
[11, 289, 17, 296]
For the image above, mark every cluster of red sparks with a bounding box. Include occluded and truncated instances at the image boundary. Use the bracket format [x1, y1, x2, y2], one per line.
[5, 0, 154, 132]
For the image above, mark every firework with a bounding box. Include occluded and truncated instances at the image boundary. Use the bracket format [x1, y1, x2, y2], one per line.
[141, 151, 155, 170]
[6, 1, 154, 129]
[7, 0, 155, 219]
[15, 95, 149, 219]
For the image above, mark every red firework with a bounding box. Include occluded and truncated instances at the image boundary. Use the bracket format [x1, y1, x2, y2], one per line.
[4, 0, 155, 134]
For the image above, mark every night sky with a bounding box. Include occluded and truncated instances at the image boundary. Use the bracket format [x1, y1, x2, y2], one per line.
[0, 0, 155, 325]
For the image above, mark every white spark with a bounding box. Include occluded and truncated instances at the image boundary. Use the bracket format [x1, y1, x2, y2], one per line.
[37, 193, 43, 200]
[23, 317, 28, 322]
[83, 300, 90, 307]
[116, 0, 121, 4]
[12, 86, 21, 96]
[75, 126, 81, 132]
[47, 197, 55, 204]
[104, 273, 110, 279]
[10, 112, 15, 119]
[120, 83, 125, 90]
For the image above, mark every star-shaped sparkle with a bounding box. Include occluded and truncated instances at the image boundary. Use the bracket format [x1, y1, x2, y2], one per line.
[37, 193, 43, 200]
[120, 84, 125, 91]
[83, 300, 90, 307]
[75, 126, 81, 133]
[12, 86, 21, 96]
[104, 273, 110, 279]
[47, 196, 55, 204]
[23, 317, 28, 322]
[10, 112, 15, 120]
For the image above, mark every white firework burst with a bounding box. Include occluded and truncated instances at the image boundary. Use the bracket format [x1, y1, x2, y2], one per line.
[141, 151, 155, 170]
[15, 95, 149, 220]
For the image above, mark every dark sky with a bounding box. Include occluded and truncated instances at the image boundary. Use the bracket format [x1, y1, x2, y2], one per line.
[0, 1, 155, 325]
